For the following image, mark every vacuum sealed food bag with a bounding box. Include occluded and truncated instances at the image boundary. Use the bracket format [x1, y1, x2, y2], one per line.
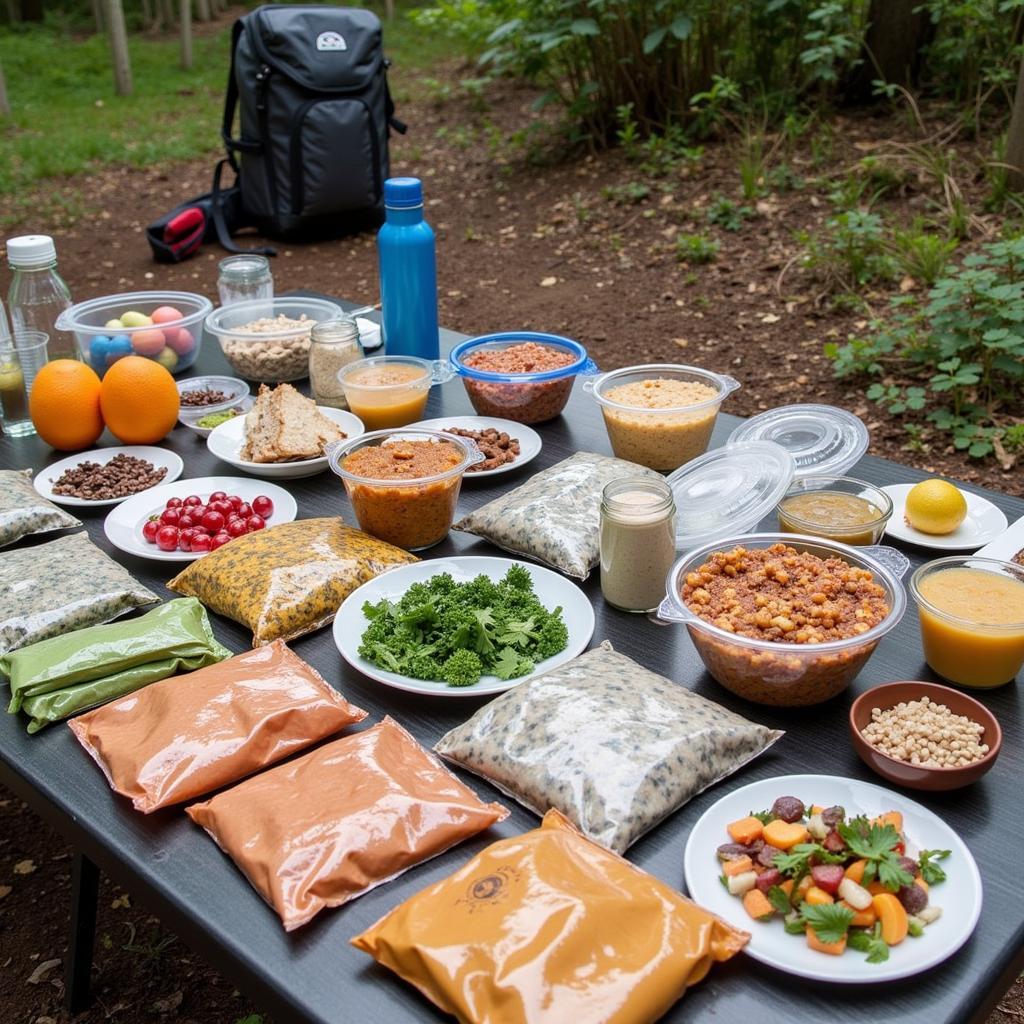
[452, 452, 662, 579]
[70, 641, 366, 810]
[167, 518, 418, 645]
[435, 641, 784, 853]
[0, 533, 158, 658]
[3, 597, 230, 733]
[352, 808, 749, 1024]
[0, 469, 80, 548]
[187, 717, 508, 930]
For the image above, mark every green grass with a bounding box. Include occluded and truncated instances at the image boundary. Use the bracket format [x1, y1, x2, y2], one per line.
[0, 2, 448, 195]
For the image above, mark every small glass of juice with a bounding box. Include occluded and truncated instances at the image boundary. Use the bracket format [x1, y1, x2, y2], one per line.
[0, 332, 48, 437]
[338, 355, 450, 430]
[910, 556, 1024, 687]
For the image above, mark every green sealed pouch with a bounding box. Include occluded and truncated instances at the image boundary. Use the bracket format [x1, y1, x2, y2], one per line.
[2, 598, 232, 733]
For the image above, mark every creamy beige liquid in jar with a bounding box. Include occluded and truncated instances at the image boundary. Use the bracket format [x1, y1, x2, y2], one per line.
[600, 478, 677, 613]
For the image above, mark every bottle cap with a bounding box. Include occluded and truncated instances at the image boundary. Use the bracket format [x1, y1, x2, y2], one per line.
[384, 177, 423, 210]
[6, 235, 57, 269]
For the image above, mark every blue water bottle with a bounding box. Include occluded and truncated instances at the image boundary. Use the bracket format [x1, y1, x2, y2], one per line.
[377, 177, 439, 360]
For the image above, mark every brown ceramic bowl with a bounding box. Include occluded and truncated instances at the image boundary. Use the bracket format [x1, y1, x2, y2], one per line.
[849, 681, 1001, 791]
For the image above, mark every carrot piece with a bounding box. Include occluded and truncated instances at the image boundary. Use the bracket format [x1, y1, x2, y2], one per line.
[871, 811, 904, 833]
[807, 927, 847, 956]
[796, 875, 814, 900]
[866, 880, 889, 896]
[915, 876, 929, 894]
[844, 859, 868, 884]
[805, 886, 834, 906]
[726, 816, 765, 845]
[762, 820, 810, 851]
[839, 900, 877, 928]
[810, 805, 824, 816]
[723, 855, 754, 877]
[872, 892, 909, 945]
[780, 879, 795, 897]
[742, 888, 776, 921]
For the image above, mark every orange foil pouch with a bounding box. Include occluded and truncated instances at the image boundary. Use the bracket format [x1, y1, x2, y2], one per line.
[352, 808, 749, 1024]
[186, 716, 508, 931]
[69, 641, 366, 813]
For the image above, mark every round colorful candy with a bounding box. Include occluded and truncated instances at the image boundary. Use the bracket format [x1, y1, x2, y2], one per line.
[156, 348, 179, 372]
[121, 310, 152, 328]
[167, 328, 196, 356]
[151, 305, 184, 325]
[131, 328, 166, 356]
[105, 334, 133, 367]
[89, 335, 111, 373]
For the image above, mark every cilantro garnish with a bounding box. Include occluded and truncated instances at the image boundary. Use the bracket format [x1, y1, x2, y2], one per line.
[748, 809, 775, 825]
[847, 923, 890, 963]
[783, 914, 806, 935]
[766, 885, 793, 915]
[838, 817, 914, 891]
[773, 843, 846, 878]
[918, 848, 951, 885]
[800, 902, 854, 944]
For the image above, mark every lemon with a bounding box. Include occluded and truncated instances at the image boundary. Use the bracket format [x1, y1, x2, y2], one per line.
[905, 479, 967, 535]
[0, 363, 24, 392]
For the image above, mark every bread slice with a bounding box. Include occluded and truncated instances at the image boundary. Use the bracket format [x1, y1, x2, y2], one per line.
[240, 383, 346, 463]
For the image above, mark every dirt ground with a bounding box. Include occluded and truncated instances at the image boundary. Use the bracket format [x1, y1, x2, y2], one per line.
[0, 12, 1022, 1024]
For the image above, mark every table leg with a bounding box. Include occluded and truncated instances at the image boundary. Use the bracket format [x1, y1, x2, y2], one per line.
[65, 851, 99, 1013]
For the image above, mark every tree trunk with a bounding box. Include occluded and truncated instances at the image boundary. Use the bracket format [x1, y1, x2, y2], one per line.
[847, 0, 933, 101]
[141, 0, 153, 28]
[4, 0, 19, 23]
[18, 0, 43, 21]
[102, 0, 133, 96]
[196, 0, 212, 21]
[91, 0, 104, 33]
[0, 59, 9, 118]
[179, 0, 192, 69]
[160, 0, 175, 28]
[1008, 53, 1024, 192]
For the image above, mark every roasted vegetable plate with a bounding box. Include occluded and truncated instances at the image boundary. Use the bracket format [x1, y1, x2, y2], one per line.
[683, 774, 982, 983]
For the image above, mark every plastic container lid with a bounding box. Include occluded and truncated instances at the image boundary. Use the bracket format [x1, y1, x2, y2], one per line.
[6, 234, 57, 269]
[726, 404, 869, 478]
[449, 333, 596, 383]
[384, 177, 423, 209]
[666, 441, 796, 550]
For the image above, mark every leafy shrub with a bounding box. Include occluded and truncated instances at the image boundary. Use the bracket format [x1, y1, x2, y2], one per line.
[676, 233, 720, 264]
[706, 195, 754, 231]
[888, 224, 958, 287]
[799, 210, 895, 293]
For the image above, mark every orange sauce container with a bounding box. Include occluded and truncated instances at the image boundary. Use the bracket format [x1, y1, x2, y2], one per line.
[338, 355, 440, 430]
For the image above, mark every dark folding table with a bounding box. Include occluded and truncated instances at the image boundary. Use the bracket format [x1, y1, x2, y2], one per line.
[0, 308, 1021, 1024]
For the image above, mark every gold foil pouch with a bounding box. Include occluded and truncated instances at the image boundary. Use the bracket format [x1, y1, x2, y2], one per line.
[352, 808, 749, 1024]
[167, 517, 417, 645]
[187, 717, 508, 931]
[69, 641, 366, 812]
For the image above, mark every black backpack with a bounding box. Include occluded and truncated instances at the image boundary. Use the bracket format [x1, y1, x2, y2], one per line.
[147, 4, 404, 262]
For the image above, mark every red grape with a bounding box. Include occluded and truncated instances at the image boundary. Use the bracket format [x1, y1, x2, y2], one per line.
[156, 525, 179, 551]
[178, 513, 196, 531]
[246, 515, 266, 532]
[160, 507, 181, 526]
[227, 518, 248, 537]
[178, 529, 195, 552]
[183, 495, 202, 507]
[142, 519, 160, 543]
[252, 495, 274, 518]
[208, 490, 227, 502]
[190, 532, 212, 553]
[165, 497, 183, 509]
[228, 495, 243, 510]
[202, 510, 226, 533]
[237, 502, 253, 518]
[209, 499, 232, 517]
[210, 531, 232, 551]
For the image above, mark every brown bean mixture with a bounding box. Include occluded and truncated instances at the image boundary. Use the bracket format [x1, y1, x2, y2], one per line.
[180, 388, 230, 407]
[1013, 548, 1024, 568]
[443, 427, 519, 471]
[50, 454, 168, 500]
[343, 440, 463, 480]
[681, 543, 889, 643]
[464, 342, 575, 375]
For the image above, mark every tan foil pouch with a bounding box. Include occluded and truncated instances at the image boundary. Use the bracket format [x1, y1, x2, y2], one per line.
[70, 641, 366, 813]
[352, 808, 750, 1024]
[187, 717, 509, 931]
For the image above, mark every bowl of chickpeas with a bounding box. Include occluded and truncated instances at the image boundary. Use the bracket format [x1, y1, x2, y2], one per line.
[849, 680, 1001, 791]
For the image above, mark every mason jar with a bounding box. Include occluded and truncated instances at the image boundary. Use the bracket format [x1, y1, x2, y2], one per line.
[217, 255, 274, 306]
[309, 317, 363, 409]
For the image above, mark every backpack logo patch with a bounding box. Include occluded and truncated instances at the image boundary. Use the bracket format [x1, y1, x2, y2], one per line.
[316, 31, 347, 51]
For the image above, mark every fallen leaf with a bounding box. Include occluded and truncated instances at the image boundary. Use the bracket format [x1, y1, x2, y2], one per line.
[539, 276, 557, 287]
[26, 959, 60, 985]
[760, 313, 781, 324]
[0, 885, 11, 899]
[110, 893, 131, 910]
[672, 338, 689, 348]
[153, 991, 183, 1014]
[899, 275, 917, 293]
[13, 860, 35, 875]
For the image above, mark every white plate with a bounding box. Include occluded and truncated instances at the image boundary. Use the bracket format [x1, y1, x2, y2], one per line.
[882, 483, 1008, 551]
[103, 476, 297, 562]
[206, 405, 364, 479]
[975, 513, 1024, 564]
[333, 556, 595, 697]
[683, 773, 982, 984]
[34, 446, 185, 508]
[409, 416, 542, 478]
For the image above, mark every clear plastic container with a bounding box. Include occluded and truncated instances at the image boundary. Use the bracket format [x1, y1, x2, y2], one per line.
[338, 355, 452, 430]
[217, 255, 273, 307]
[6, 235, 77, 361]
[667, 441, 795, 551]
[176, 375, 251, 434]
[658, 533, 908, 706]
[448, 332, 597, 424]
[910, 556, 1024, 688]
[55, 290, 212, 376]
[777, 475, 893, 546]
[204, 297, 343, 382]
[584, 364, 740, 471]
[727, 404, 869, 478]
[327, 428, 483, 551]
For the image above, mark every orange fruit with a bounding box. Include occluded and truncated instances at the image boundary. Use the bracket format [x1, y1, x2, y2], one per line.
[29, 359, 104, 450]
[99, 356, 180, 444]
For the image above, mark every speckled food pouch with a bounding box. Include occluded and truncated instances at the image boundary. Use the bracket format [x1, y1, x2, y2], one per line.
[0, 533, 158, 658]
[435, 641, 784, 853]
[0, 469, 80, 548]
[452, 452, 662, 579]
[167, 518, 418, 646]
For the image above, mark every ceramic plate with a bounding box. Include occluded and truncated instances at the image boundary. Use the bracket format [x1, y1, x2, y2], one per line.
[882, 483, 1008, 551]
[206, 405, 364, 479]
[103, 476, 297, 562]
[974, 514, 1024, 565]
[333, 556, 595, 697]
[409, 416, 542, 478]
[683, 773, 982, 984]
[34, 446, 184, 508]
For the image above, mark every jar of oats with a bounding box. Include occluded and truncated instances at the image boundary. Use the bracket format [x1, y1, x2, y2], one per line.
[309, 318, 362, 409]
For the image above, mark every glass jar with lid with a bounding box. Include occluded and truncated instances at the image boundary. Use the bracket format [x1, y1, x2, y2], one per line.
[599, 477, 677, 613]
[217, 255, 274, 306]
[309, 317, 363, 409]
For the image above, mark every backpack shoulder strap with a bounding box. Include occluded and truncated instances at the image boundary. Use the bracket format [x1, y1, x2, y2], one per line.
[222, 18, 261, 170]
[383, 60, 407, 135]
[211, 159, 277, 257]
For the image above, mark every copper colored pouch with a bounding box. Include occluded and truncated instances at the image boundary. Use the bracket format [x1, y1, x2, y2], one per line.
[69, 641, 366, 813]
[186, 717, 508, 931]
[353, 808, 749, 1024]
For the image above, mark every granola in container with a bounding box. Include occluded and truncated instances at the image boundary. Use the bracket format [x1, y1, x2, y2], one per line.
[0, 469, 80, 547]
[435, 641, 783, 853]
[453, 452, 662, 579]
[0, 533, 158, 657]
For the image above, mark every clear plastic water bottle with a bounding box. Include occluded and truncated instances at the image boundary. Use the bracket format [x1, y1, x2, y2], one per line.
[377, 178, 439, 360]
[6, 235, 77, 361]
